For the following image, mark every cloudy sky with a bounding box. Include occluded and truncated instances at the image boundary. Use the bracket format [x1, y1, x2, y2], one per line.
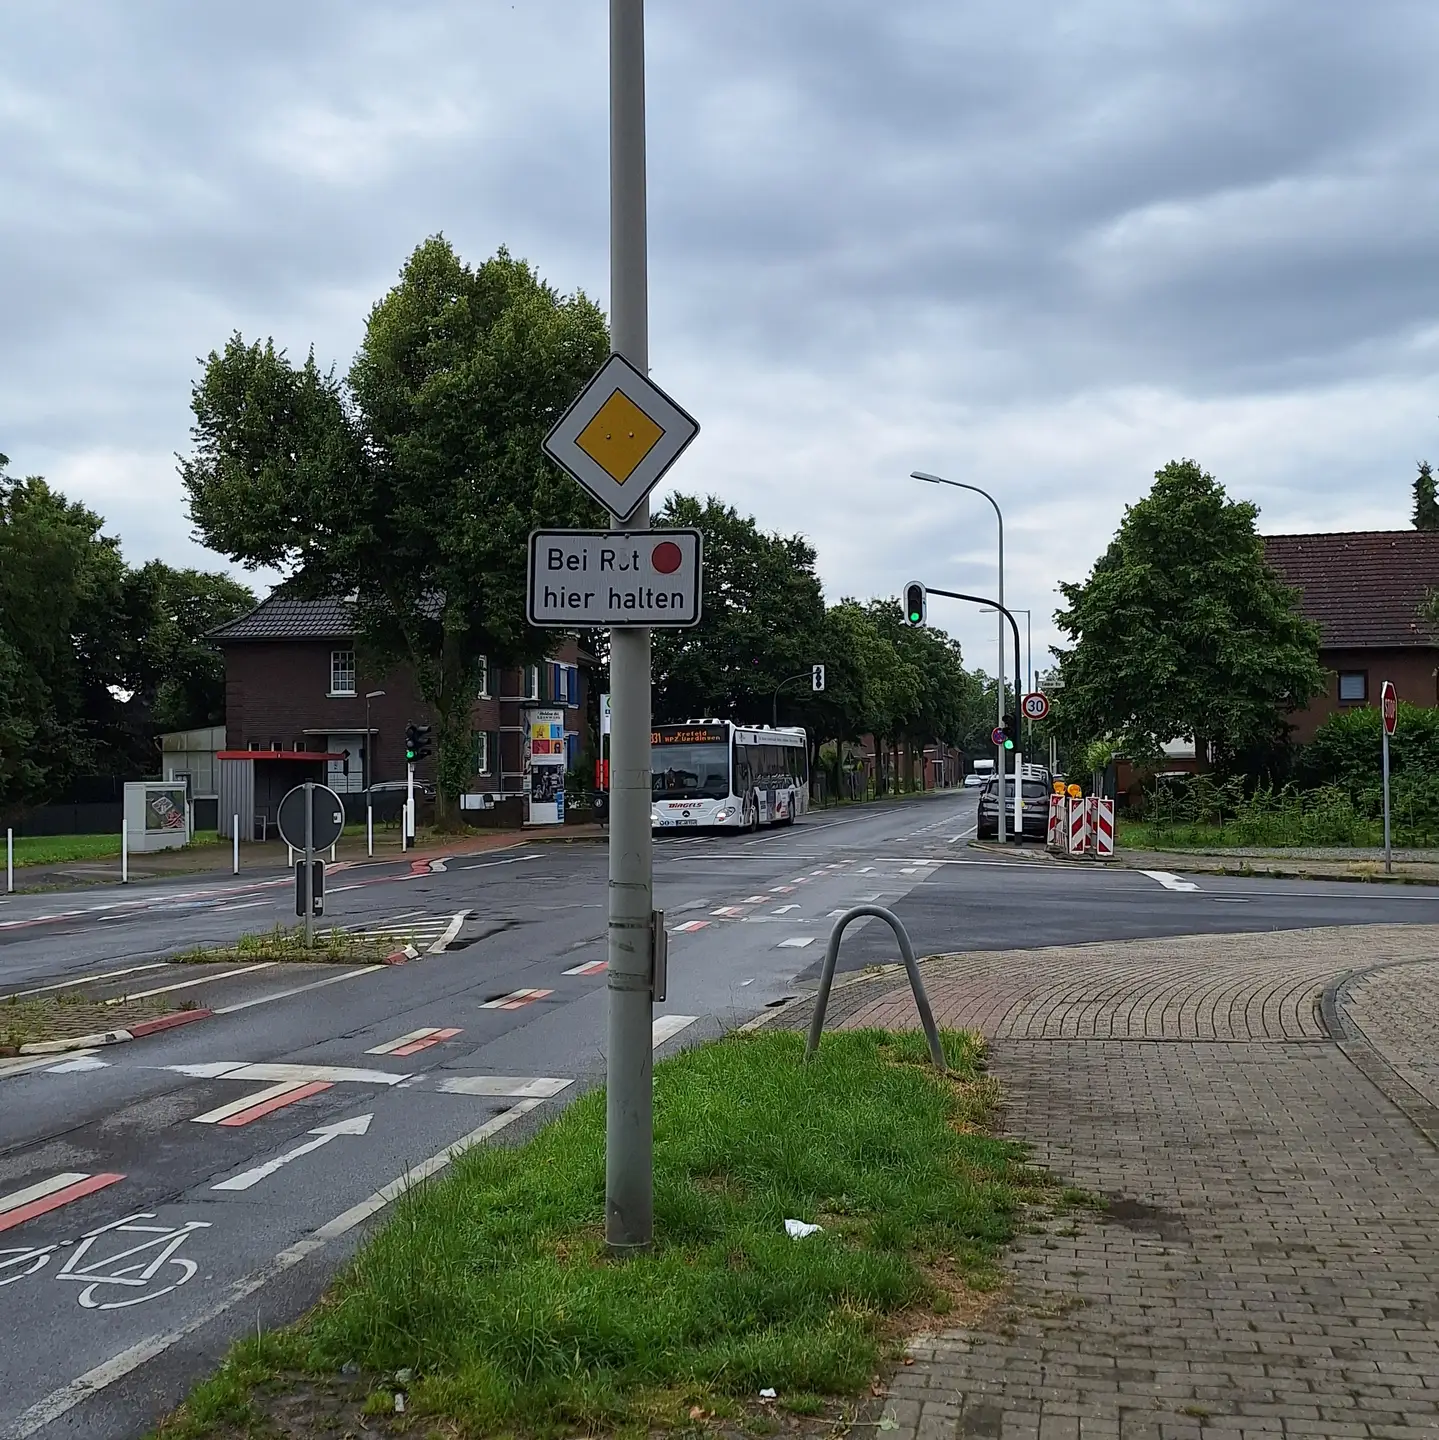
[4, 0, 1438, 682]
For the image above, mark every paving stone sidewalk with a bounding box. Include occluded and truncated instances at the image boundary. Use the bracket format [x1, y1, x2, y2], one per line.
[796, 925, 1439, 1439]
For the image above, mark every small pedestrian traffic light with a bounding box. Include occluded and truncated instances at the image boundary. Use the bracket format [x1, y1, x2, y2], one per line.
[903, 581, 926, 625]
[811, 663, 826, 693]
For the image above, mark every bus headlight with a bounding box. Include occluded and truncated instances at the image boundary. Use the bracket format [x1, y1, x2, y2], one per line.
[714, 807, 733, 821]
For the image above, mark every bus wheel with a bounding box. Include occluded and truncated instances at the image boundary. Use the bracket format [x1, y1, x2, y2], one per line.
[744, 798, 757, 832]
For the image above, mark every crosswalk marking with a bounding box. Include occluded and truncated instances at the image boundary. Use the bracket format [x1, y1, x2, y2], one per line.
[652, 1015, 699, 1047]
[0, 1173, 126, 1233]
[563, 959, 607, 976]
[480, 988, 554, 1011]
[709, 905, 747, 917]
[671, 920, 709, 933]
[778, 937, 815, 948]
[435, 1076, 572, 1098]
[366, 1027, 462, 1057]
[192, 1080, 333, 1126]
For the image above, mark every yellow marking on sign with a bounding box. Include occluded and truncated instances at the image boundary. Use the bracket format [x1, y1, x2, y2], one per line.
[575, 390, 664, 484]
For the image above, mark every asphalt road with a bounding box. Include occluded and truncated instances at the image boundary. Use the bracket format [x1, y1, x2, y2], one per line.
[2, 790, 1437, 1440]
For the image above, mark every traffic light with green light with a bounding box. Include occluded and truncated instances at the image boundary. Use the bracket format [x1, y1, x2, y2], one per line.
[903, 581, 926, 625]
[1001, 715, 1017, 751]
[405, 723, 433, 764]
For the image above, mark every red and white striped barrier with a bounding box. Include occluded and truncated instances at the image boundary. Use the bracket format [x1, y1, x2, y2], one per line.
[1066, 796, 1089, 855]
[1046, 794, 1065, 849]
[1090, 797, 1115, 857]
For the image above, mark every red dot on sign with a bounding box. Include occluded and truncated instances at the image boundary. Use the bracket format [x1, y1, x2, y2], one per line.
[651, 541, 683, 574]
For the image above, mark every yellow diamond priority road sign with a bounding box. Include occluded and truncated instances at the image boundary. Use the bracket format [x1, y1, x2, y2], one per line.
[543, 354, 699, 521]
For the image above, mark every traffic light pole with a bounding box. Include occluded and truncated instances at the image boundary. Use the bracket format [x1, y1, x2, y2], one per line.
[606, 0, 655, 1254]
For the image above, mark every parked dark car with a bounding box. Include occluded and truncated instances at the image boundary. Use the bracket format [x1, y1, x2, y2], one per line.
[976, 777, 1052, 840]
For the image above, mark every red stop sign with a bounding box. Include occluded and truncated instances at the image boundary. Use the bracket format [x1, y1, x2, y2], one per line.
[1381, 680, 1397, 736]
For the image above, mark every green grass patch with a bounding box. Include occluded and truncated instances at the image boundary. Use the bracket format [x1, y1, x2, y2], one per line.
[170, 923, 406, 966]
[5, 830, 220, 868]
[158, 1028, 1041, 1439]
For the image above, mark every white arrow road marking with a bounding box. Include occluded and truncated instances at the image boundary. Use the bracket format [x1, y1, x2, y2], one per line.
[211, 1114, 374, 1192]
[771, 904, 800, 914]
[1140, 870, 1201, 892]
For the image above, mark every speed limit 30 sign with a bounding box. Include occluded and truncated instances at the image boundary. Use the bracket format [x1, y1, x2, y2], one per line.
[1021, 691, 1050, 722]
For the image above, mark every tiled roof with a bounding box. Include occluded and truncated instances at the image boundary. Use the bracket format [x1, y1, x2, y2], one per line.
[207, 596, 355, 643]
[1263, 531, 1439, 649]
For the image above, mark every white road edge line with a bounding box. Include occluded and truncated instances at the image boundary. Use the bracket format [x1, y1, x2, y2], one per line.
[427, 910, 469, 954]
[2, 1097, 552, 1440]
[212, 965, 386, 1015]
[0, 962, 171, 1003]
[103, 962, 277, 1006]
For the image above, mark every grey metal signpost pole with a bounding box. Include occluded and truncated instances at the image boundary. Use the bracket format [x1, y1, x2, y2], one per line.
[303, 780, 315, 948]
[606, 0, 655, 1254]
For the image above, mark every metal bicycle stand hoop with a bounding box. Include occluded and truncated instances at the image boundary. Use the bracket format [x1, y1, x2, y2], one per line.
[804, 905, 947, 1072]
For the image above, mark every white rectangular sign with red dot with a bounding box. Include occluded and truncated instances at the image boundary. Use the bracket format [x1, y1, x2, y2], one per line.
[527, 528, 703, 628]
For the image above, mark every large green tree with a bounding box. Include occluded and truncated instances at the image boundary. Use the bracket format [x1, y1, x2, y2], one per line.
[125, 563, 255, 733]
[181, 239, 609, 824]
[650, 494, 828, 726]
[0, 458, 129, 814]
[1052, 459, 1324, 767]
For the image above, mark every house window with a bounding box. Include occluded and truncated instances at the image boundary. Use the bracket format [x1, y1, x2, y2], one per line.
[477, 657, 489, 699]
[525, 664, 540, 701]
[1338, 671, 1367, 703]
[330, 650, 356, 696]
[566, 664, 579, 708]
[473, 730, 489, 775]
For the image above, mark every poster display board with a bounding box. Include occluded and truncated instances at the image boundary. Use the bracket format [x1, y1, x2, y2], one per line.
[525, 708, 567, 826]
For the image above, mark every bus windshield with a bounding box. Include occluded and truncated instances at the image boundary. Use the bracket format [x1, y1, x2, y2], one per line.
[651, 742, 731, 800]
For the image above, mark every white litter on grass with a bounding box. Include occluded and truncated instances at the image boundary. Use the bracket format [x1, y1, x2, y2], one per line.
[784, 1219, 822, 1238]
[759, 1388, 777, 1399]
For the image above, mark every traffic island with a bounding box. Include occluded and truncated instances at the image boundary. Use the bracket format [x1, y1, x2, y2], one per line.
[171, 923, 435, 966]
[153, 1029, 1057, 1440]
[0, 992, 208, 1057]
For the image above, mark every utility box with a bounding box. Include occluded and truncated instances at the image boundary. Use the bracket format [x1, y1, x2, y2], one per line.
[123, 781, 192, 852]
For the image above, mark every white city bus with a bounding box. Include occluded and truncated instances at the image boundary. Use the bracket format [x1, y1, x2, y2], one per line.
[651, 721, 810, 830]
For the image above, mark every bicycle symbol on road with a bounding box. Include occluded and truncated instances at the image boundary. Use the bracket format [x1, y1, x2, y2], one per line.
[0, 1212, 211, 1309]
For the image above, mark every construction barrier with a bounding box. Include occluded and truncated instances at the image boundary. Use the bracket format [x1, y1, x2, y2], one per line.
[1046, 793, 1065, 850]
[1091, 796, 1115, 857]
[1066, 795, 1090, 855]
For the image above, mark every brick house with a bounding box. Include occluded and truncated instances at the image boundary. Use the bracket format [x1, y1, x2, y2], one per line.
[208, 596, 591, 827]
[1263, 531, 1439, 744]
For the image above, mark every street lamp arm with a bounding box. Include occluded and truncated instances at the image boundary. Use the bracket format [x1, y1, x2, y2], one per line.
[773, 670, 815, 727]
[923, 587, 1023, 720]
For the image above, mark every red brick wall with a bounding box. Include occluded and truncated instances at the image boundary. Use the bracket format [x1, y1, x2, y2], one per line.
[222, 642, 587, 793]
[1287, 647, 1439, 745]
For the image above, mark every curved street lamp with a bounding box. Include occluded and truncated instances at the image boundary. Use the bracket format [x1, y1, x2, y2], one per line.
[911, 471, 1008, 843]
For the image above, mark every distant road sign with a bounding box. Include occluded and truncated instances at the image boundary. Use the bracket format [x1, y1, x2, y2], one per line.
[1022, 692, 1050, 721]
[1382, 679, 1398, 736]
[991, 726, 1007, 746]
[527, 529, 702, 627]
[276, 783, 345, 852]
[542, 354, 699, 521]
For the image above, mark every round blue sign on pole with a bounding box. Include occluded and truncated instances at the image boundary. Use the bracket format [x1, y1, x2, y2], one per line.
[991, 726, 1007, 746]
